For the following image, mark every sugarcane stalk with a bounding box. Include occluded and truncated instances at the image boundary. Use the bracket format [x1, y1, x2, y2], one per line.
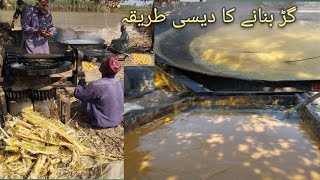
[28, 154, 47, 179]
[4, 154, 20, 164]
[22, 110, 94, 156]
[10, 127, 75, 150]
[0, 126, 9, 138]
[21, 140, 60, 155]
[5, 137, 60, 155]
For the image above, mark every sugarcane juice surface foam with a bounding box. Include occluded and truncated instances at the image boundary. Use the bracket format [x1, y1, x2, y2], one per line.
[189, 22, 320, 80]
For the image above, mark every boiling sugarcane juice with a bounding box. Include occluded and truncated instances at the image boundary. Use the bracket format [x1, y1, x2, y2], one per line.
[125, 109, 320, 180]
[190, 22, 320, 80]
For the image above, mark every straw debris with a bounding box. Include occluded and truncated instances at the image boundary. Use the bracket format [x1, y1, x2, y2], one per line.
[131, 53, 152, 65]
[0, 106, 123, 179]
[82, 61, 97, 71]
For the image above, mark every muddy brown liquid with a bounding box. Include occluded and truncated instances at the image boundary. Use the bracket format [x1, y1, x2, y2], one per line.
[190, 22, 320, 81]
[125, 109, 320, 180]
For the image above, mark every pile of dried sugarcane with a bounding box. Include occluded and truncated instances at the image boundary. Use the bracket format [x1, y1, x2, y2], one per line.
[82, 61, 97, 71]
[131, 53, 152, 65]
[0, 106, 123, 179]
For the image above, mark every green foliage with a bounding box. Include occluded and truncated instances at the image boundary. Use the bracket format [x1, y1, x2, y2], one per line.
[113, 5, 152, 14]
[6, 0, 152, 13]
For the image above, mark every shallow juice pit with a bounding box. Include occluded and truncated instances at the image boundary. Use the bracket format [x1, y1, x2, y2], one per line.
[125, 108, 320, 180]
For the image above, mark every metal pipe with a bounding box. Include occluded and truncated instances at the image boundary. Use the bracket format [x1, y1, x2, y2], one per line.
[17, 54, 65, 59]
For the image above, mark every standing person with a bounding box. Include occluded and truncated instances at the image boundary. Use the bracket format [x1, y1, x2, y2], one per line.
[21, 0, 53, 54]
[74, 57, 124, 128]
[111, 24, 129, 52]
[11, 0, 29, 29]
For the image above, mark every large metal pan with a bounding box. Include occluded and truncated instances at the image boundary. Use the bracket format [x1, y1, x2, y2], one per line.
[56, 38, 106, 49]
[58, 38, 105, 45]
[53, 27, 106, 49]
[155, 2, 320, 82]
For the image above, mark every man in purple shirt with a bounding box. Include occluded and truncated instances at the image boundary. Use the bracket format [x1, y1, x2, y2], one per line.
[74, 57, 124, 128]
[21, 0, 53, 54]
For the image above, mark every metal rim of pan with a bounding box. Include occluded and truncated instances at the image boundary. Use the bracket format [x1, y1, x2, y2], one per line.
[8, 61, 74, 76]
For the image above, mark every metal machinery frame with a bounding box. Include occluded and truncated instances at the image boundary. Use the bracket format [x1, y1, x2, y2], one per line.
[0, 48, 85, 126]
